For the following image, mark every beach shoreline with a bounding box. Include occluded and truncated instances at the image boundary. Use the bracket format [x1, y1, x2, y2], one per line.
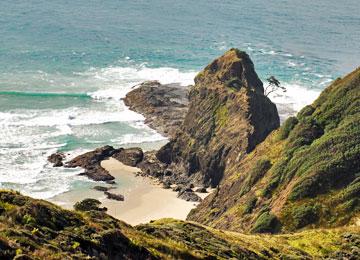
[50, 158, 205, 225]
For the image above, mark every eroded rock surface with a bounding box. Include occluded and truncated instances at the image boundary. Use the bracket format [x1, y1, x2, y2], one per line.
[134, 49, 279, 189]
[123, 80, 189, 138]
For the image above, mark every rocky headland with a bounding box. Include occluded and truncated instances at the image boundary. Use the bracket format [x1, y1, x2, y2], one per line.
[25, 48, 360, 259]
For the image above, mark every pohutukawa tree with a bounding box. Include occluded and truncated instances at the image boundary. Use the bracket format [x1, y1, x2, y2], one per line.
[265, 76, 286, 96]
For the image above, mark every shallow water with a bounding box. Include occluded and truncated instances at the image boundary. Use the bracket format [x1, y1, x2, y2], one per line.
[0, 0, 359, 198]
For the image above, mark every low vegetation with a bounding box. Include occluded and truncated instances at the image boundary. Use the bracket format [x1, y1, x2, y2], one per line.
[188, 67, 360, 234]
[0, 190, 359, 259]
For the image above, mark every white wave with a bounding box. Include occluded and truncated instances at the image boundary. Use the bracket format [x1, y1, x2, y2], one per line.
[268, 82, 322, 118]
[111, 132, 167, 145]
[85, 65, 196, 100]
[1, 106, 144, 128]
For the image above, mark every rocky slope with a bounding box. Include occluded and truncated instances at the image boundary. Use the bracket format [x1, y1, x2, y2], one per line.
[1, 190, 359, 259]
[139, 49, 279, 188]
[188, 67, 360, 233]
[123, 81, 189, 138]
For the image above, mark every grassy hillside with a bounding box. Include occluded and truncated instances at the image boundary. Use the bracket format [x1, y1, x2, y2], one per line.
[188, 67, 360, 233]
[1, 190, 359, 259]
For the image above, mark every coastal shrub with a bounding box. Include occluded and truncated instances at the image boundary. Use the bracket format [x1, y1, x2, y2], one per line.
[292, 204, 320, 229]
[240, 159, 272, 196]
[338, 177, 360, 201]
[277, 117, 298, 140]
[0, 190, 27, 206]
[74, 198, 105, 212]
[340, 198, 359, 212]
[297, 105, 315, 119]
[251, 212, 281, 233]
[243, 196, 257, 215]
[286, 118, 324, 150]
[261, 158, 289, 198]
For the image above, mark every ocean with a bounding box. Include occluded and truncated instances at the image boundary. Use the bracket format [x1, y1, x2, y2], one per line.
[0, 0, 359, 199]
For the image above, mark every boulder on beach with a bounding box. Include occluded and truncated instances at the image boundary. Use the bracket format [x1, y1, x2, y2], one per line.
[65, 146, 119, 182]
[195, 187, 207, 193]
[93, 186, 112, 192]
[112, 147, 144, 167]
[104, 191, 124, 201]
[177, 190, 202, 202]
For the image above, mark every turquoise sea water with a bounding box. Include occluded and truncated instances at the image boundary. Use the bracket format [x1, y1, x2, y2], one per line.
[0, 0, 359, 199]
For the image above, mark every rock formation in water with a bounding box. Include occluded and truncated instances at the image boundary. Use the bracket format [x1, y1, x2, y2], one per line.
[138, 49, 280, 188]
[123, 81, 189, 138]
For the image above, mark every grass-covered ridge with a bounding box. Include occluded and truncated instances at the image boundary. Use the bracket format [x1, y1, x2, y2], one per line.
[188, 67, 360, 233]
[0, 190, 359, 259]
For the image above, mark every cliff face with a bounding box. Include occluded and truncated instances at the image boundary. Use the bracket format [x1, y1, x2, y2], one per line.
[156, 49, 280, 187]
[1, 190, 359, 259]
[188, 68, 360, 233]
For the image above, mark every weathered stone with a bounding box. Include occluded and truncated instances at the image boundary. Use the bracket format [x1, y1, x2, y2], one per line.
[112, 147, 144, 167]
[65, 146, 116, 181]
[104, 192, 124, 201]
[48, 152, 65, 167]
[93, 186, 112, 192]
[195, 187, 207, 193]
[123, 81, 189, 138]
[134, 49, 279, 192]
[177, 190, 202, 202]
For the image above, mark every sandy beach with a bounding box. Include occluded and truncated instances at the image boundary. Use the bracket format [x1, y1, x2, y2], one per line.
[50, 158, 206, 225]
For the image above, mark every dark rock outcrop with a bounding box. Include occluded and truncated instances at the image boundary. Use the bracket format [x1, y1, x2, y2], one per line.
[104, 191, 125, 201]
[177, 190, 202, 202]
[137, 49, 279, 188]
[123, 80, 189, 138]
[65, 146, 116, 181]
[65, 146, 145, 182]
[93, 186, 112, 192]
[48, 152, 65, 167]
[112, 147, 144, 167]
[195, 187, 207, 193]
